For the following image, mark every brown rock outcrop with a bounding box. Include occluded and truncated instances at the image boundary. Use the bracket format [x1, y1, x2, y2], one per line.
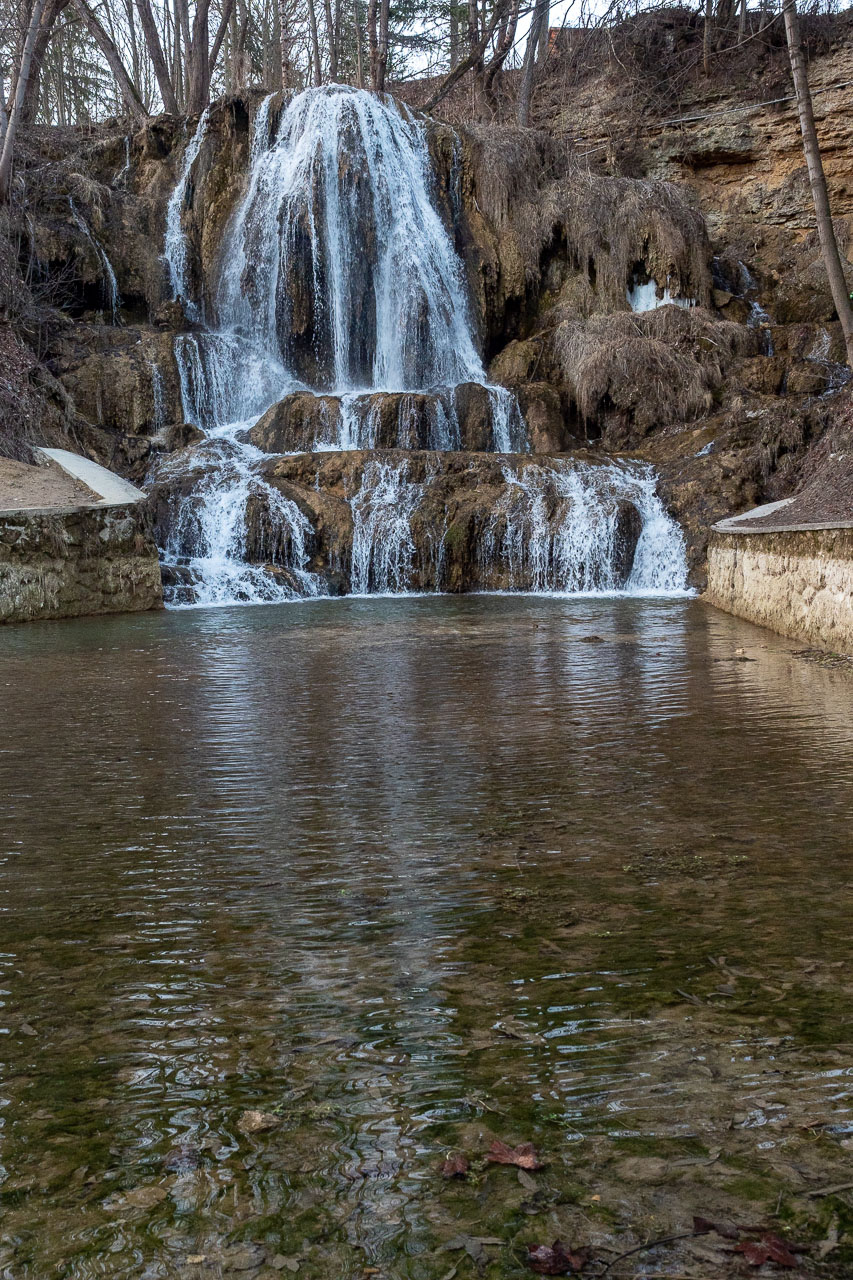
[249, 384, 534, 453]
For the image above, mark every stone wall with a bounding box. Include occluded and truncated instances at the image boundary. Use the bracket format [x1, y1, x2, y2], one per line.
[706, 527, 853, 652]
[0, 503, 163, 624]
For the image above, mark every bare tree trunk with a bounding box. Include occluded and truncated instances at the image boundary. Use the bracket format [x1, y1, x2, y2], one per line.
[367, 0, 378, 87]
[483, 0, 520, 107]
[185, 0, 211, 113]
[210, 0, 236, 84]
[466, 0, 479, 67]
[171, 0, 184, 106]
[702, 0, 712, 76]
[517, 0, 547, 126]
[449, 4, 458, 69]
[783, 0, 853, 366]
[536, 0, 549, 64]
[121, 0, 143, 96]
[354, 0, 364, 87]
[0, 0, 48, 201]
[70, 0, 148, 118]
[738, 0, 747, 43]
[419, 0, 505, 112]
[278, 0, 292, 88]
[20, 0, 70, 123]
[174, 0, 190, 105]
[323, 0, 336, 79]
[375, 0, 389, 89]
[306, 0, 322, 85]
[332, 0, 341, 79]
[135, 0, 179, 111]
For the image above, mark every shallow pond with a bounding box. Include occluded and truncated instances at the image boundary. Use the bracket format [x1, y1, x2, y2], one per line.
[1, 596, 852, 1278]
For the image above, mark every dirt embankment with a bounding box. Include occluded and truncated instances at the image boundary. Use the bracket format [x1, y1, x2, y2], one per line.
[0, 456, 99, 511]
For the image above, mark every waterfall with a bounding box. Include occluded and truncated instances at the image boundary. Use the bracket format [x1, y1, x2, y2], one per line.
[113, 136, 131, 188]
[157, 442, 323, 606]
[150, 362, 165, 433]
[155, 85, 688, 606]
[350, 460, 426, 595]
[164, 107, 210, 319]
[482, 460, 687, 594]
[166, 87, 518, 433]
[69, 198, 120, 324]
[341, 457, 687, 596]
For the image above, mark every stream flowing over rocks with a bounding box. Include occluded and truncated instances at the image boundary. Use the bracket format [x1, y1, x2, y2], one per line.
[149, 86, 688, 606]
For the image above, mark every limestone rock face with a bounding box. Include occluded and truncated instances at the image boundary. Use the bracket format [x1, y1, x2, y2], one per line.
[262, 450, 643, 593]
[150, 447, 645, 597]
[47, 325, 183, 437]
[249, 384, 520, 453]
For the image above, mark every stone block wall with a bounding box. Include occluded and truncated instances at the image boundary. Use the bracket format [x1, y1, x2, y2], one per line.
[706, 527, 853, 653]
[0, 503, 163, 624]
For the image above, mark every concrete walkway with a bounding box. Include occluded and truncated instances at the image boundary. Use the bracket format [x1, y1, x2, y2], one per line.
[714, 497, 853, 535]
[36, 448, 147, 506]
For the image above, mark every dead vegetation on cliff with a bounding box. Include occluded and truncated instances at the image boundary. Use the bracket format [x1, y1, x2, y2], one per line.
[463, 124, 710, 307]
[554, 305, 755, 438]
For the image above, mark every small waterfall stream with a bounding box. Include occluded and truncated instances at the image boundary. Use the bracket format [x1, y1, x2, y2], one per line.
[157, 85, 688, 605]
[69, 197, 121, 324]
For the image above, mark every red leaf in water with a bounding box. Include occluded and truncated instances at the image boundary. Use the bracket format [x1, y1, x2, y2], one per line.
[527, 1241, 589, 1274]
[735, 1233, 799, 1268]
[487, 1140, 543, 1170]
[761, 1233, 800, 1267]
[736, 1242, 773, 1267]
[441, 1153, 469, 1178]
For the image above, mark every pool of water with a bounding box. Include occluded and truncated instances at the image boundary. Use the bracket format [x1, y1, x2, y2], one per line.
[1, 596, 852, 1278]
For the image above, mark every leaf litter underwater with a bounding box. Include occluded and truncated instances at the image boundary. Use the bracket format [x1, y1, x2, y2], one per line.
[0, 594, 852, 1278]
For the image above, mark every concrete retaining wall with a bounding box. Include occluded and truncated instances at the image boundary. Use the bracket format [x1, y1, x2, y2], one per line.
[0, 503, 163, 624]
[706, 527, 853, 652]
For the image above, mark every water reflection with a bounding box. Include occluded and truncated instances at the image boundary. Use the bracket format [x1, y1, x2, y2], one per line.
[0, 597, 852, 1277]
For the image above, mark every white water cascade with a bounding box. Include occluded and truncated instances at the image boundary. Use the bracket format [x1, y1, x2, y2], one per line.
[157, 85, 688, 605]
[346, 457, 687, 596]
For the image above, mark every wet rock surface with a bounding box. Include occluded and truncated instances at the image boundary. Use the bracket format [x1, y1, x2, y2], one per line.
[249, 384, 501, 453]
[150, 447, 649, 596]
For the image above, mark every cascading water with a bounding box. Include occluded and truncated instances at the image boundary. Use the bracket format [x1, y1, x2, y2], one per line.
[156, 84, 688, 606]
[350, 460, 428, 595]
[69, 198, 121, 324]
[483, 460, 688, 594]
[345, 457, 687, 596]
[164, 106, 210, 320]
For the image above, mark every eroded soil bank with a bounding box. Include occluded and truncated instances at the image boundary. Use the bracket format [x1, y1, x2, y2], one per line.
[1, 595, 852, 1278]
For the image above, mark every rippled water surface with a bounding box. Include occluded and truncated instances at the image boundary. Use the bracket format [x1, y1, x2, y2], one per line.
[1, 596, 852, 1278]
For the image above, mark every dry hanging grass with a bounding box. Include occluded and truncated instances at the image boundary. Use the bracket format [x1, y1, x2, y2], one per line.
[555, 305, 753, 433]
[461, 124, 710, 307]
